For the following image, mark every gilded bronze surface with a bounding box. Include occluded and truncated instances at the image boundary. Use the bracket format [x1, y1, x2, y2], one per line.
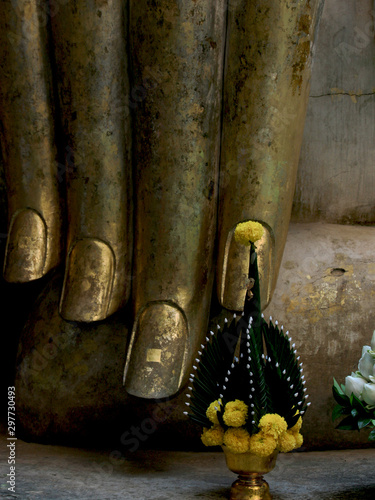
[220, 225, 273, 311]
[124, 0, 227, 397]
[0, 0, 324, 399]
[51, 0, 133, 321]
[217, 0, 324, 311]
[0, 0, 62, 282]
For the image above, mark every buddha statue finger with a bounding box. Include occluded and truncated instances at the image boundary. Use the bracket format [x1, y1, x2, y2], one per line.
[50, 0, 133, 322]
[123, 0, 227, 399]
[0, 0, 63, 282]
[216, 0, 325, 312]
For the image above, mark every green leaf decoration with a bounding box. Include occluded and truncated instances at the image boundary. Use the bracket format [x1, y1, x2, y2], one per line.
[244, 242, 262, 331]
[351, 408, 359, 418]
[332, 379, 375, 436]
[187, 241, 308, 435]
[351, 394, 366, 411]
[358, 418, 372, 430]
[333, 378, 344, 395]
[368, 428, 375, 441]
[244, 322, 271, 434]
[187, 316, 242, 428]
[263, 320, 306, 428]
[332, 403, 349, 422]
[335, 415, 357, 430]
[332, 385, 350, 406]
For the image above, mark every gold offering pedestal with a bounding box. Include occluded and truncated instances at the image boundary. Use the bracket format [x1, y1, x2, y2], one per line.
[222, 447, 278, 500]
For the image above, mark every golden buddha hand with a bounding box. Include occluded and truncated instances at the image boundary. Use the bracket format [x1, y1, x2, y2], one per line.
[0, 0, 324, 399]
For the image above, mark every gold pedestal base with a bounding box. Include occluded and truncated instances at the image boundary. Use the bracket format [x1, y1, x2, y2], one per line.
[230, 474, 271, 500]
[222, 447, 278, 500]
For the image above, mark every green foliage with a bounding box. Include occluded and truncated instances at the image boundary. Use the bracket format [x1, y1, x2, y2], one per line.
[187, 315, 308, 434]
[187, 244, 308, 434]
[190, 245, 307, 434]
[263, 320, 306, 428]
[332, 378, 375, 438]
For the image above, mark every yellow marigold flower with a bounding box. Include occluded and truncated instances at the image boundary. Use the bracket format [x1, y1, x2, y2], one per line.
[201, 425, 225, 447]
[234, 221, 264, 246]
[289, 416, 303, 434]
[259, 413, 288, 439]
[223, 400, 248, 427]
[249, 431, 277, 457]
[277, 431, 296, 453]
[206, 400, 222, 425]
[223, 427, 250, 454]
[294, 433, 303, 448]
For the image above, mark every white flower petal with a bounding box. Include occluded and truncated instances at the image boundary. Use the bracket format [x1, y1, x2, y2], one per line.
[358, 351, 375, 380]
[344, 375, 366, 399]
[371, 331, 375, 351]
[362, 383, 375, 406]
[361, 345, 371, 357]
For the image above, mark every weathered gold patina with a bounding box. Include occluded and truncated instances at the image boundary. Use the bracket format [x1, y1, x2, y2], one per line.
[124, 0, 227, 398]
[217, 0, 324, 311]
[51, 1, 133, 322]
[0, 0, 62, 282]
[0, 0, 324, 399]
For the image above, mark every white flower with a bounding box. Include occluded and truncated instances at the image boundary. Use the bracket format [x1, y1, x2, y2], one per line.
[358, 349, 375, 381]
[344, 375, 367, 399]
[362, 383, 375, 406]
[371, 331, 375, 351]
[362, 345, 371, 357]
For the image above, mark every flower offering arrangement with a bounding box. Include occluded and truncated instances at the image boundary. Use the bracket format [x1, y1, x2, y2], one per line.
[332, 331, 375, 440]
[184, 221, 310, 499]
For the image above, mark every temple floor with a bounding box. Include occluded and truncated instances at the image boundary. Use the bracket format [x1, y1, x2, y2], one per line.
[1, 435, 375, 499]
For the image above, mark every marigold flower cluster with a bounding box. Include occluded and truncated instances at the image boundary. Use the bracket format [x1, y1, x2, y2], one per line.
[234, 221, 264, 245]
[201, 402, 303, 457]
[206, 399, 222, 425]
[201, 426, 225, 447]
[223, 399, 248, 427]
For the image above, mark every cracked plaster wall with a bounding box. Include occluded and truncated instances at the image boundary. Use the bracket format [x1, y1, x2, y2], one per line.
[293, 0, 375, 224]
[266, 223, 375, 448]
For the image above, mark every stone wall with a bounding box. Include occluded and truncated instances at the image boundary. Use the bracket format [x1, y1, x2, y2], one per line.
[293, 0, 375, 224]
[266, 223, 375, 448]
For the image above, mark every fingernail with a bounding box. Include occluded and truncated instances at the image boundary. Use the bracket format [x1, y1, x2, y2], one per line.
[219, 222, 273, 311]
[3, 209, 47, 282]
[124, 301, 188, 399]
[59, 238, 115, 322]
